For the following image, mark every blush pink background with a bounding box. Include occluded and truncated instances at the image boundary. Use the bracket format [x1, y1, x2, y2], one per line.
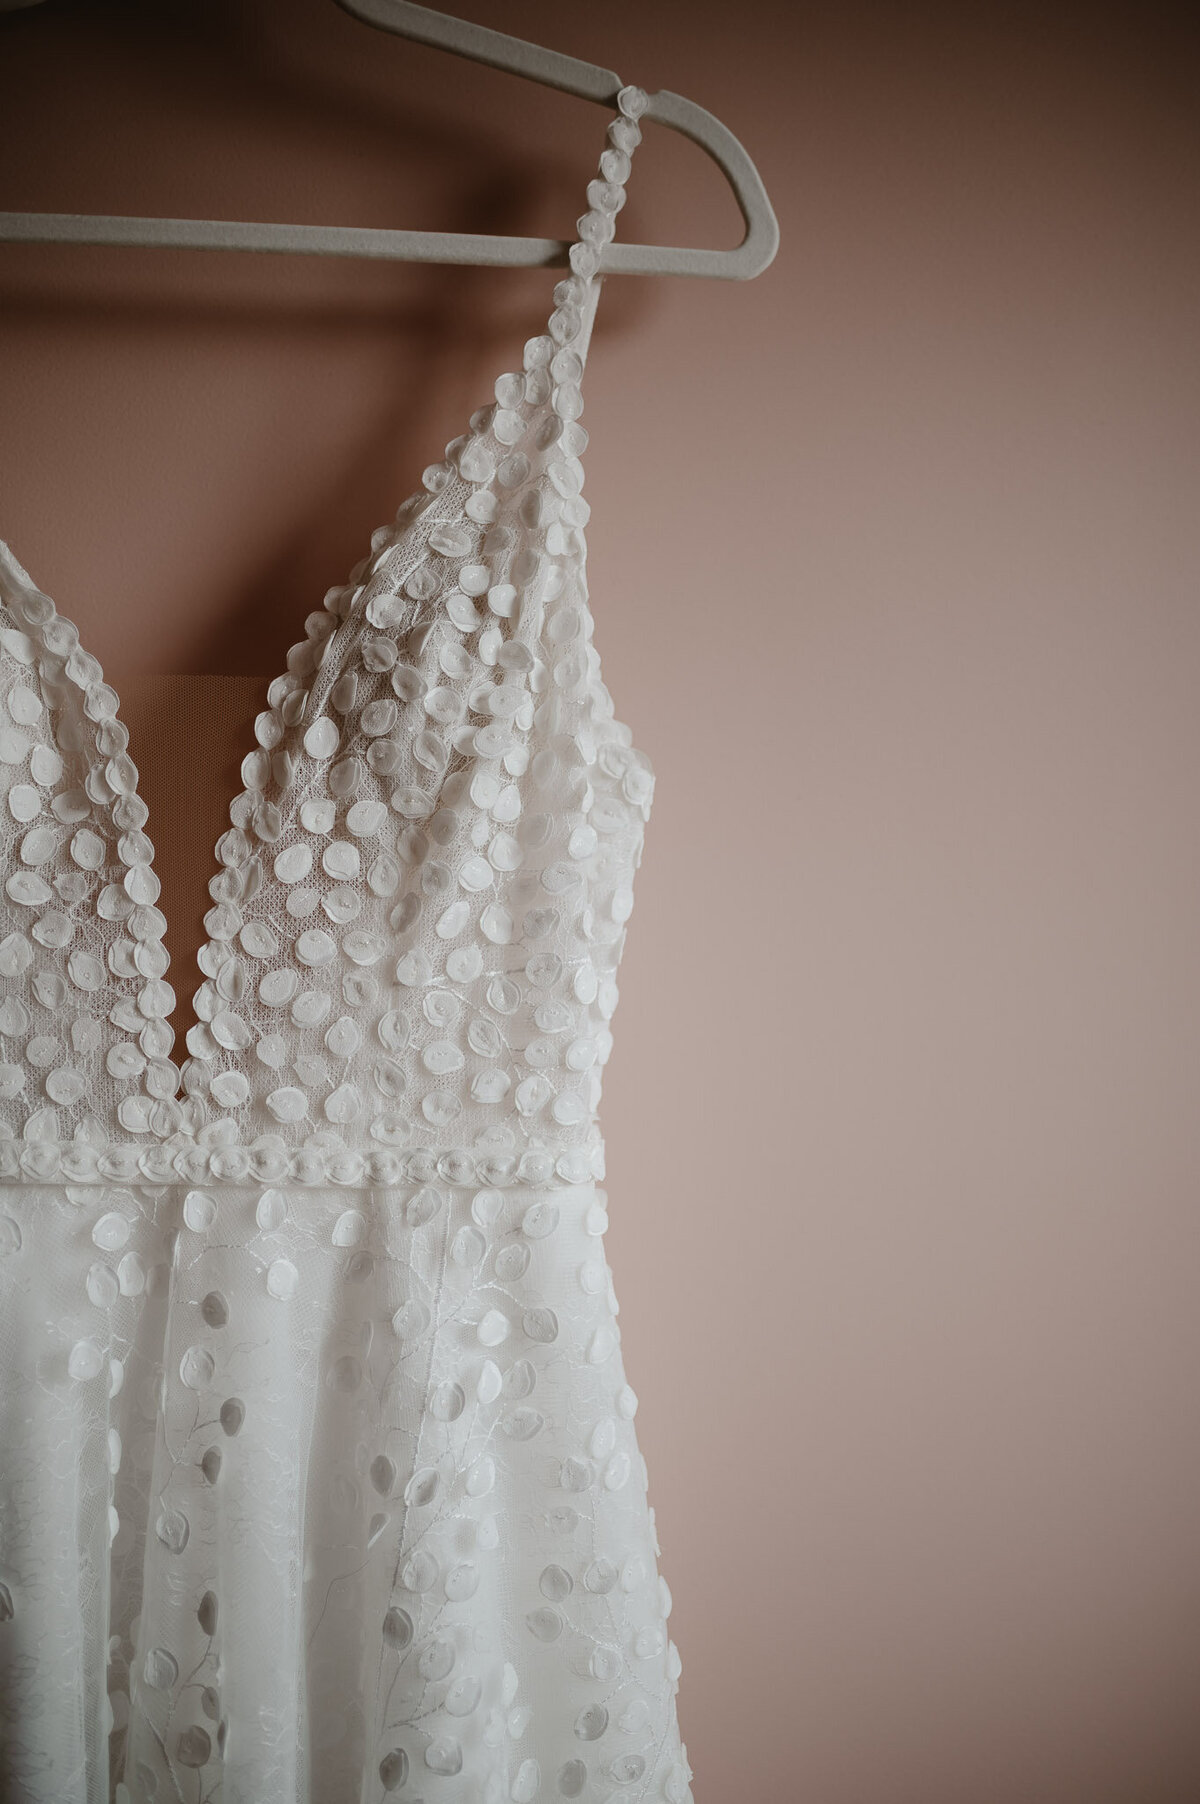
[3, 2, 1200, 1799]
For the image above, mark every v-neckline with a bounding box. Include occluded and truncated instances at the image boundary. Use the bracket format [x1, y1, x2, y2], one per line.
[0, 513, 392, 1087]
[97, 671, 276, 1044]
[0, 275, 605, 1100]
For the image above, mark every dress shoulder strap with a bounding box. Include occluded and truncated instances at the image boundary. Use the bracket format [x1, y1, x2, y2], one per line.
[519, 83, 650, 445]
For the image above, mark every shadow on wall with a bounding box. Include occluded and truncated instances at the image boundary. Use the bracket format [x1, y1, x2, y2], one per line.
[0, 0, 658, 675]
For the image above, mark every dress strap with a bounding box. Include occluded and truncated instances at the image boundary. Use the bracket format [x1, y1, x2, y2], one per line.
[520, 83, 650, 445]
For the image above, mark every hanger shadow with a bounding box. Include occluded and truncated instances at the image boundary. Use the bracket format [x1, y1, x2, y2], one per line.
[0, 0, 658, 679]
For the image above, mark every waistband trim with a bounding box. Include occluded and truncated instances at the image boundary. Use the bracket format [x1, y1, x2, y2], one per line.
[0, 1135, 607, 1191]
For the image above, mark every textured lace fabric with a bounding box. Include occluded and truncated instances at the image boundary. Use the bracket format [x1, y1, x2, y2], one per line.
[0, 84, 695, 1804]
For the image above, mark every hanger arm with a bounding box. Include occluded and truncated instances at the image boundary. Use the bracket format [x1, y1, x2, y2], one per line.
[0, 0, 779, 280]
[333, 0, 623, 101]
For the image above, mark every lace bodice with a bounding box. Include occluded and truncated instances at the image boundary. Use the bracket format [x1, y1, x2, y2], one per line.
[0, 91, 654, 1196]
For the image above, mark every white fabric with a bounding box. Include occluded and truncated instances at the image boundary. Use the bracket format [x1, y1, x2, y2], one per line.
[0, 82, 694, 1804]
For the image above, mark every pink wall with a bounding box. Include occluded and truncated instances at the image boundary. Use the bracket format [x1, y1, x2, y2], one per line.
[3, 2, 1200, 1798]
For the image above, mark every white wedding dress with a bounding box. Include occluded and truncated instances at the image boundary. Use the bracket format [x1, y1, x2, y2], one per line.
[0, 84, 694, 1804]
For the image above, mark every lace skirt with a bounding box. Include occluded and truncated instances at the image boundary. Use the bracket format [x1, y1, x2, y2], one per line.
[0, 1178, 693, 1804]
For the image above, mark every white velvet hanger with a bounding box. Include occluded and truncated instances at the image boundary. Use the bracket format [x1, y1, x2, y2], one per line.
[0, 0, 780, 280]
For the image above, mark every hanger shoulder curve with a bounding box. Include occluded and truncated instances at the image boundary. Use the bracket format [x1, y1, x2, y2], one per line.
[333, 0, 779, 278]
